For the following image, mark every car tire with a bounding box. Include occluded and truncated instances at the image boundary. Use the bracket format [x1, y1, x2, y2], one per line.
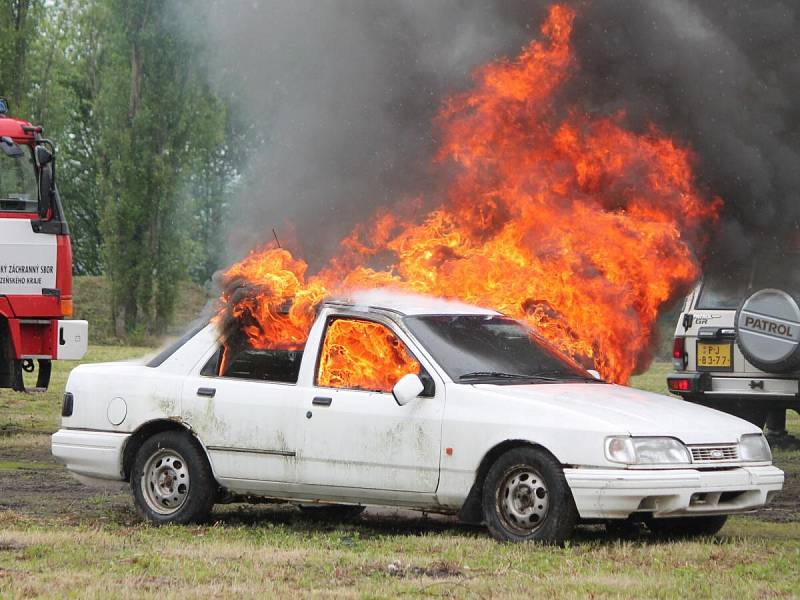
[298, 504, 365, 521]
[131, 430, 216, 525]
[646, 515, 728, 538]
[481, 447, 577, 544]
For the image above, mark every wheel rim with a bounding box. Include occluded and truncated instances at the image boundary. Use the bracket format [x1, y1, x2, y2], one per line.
[141, 448, 190, 515]
[495, 465, 550, 535]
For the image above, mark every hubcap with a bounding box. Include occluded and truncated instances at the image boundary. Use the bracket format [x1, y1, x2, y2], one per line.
[496, 466, 550, 535]
[141, 449, 190, 515]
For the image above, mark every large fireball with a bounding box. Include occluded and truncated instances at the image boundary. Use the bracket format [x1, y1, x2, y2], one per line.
[217, 4, 721, 383]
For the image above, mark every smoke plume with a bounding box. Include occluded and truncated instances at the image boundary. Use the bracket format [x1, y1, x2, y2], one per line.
[191, 0, 800, 277]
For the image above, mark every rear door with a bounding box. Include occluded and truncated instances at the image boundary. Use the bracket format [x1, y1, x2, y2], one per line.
[181, 344, 304, 485]
[296, 315, 444, 493]
[683, 278, 739, 374]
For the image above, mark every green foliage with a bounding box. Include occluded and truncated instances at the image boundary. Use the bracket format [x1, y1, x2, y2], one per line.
[0, 0, 44, 113]
[0, 0, 237, 335]
[96, 0, 229, 335]
[71, 275, 210, 345]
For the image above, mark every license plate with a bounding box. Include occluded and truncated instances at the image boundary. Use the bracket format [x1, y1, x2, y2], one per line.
[696, 341, 733, 371]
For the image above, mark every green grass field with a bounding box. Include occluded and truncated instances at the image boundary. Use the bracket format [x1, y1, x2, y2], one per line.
[1, 353, 798, 599]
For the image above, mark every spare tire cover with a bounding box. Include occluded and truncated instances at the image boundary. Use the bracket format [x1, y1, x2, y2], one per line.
[736, 288, 800, 374]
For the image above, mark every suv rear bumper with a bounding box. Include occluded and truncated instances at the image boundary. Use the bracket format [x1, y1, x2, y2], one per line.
[668, 372, 799, 405]
[565, 465, 784, 519]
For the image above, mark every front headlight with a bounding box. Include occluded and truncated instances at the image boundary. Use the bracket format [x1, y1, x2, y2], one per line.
[739, 433, 772, 462]
[605, 436, 691, 465]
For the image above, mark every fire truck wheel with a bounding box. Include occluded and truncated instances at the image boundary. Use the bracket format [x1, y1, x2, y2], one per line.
[131, 431, 216, 525]
[646, 515, 728, 538]
[482, 447, 577, 544]
[736, 288, 800, 374]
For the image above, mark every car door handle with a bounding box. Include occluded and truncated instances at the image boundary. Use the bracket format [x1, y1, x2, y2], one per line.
[197, 387, 216, 398]
[312, 396, 332, 406]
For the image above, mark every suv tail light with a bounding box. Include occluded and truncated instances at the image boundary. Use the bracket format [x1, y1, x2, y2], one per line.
[672, 337, 686, 370]
[668, 378, 691, 392]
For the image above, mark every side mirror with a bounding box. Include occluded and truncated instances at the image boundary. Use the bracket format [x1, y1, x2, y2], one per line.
[392, 373, 424, 406]
[36, 146, 55, 220]
[587, 369, 602, 380]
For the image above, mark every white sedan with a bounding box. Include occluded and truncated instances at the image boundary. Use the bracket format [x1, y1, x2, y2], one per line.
[52, 292, 784, 543]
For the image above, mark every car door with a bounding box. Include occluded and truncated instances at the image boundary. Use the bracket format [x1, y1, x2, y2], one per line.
[296, 315, 444, 493]
[181, 343, 304, 486]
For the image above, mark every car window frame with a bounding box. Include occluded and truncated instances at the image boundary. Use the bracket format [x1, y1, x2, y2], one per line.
[313, 314, 434, 396]
[694, 280, 744, 311]
[198, 343, 304, 386]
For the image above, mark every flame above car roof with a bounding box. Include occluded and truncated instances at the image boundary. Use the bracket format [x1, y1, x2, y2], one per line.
[326, 288, 500, 317]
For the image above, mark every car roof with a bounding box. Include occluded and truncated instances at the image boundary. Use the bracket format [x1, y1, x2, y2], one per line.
[324, 289, 500, 317]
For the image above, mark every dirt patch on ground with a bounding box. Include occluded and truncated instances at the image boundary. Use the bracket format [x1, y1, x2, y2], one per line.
[755, 451, 800, 523]
[1, 434, 798, 529]
[0, 435, 136, 525]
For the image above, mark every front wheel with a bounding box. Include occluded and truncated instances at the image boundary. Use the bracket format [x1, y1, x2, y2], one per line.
[131, 431, 216, 525]
[482, 447, 577, 543]
[646, 515, 728, 538]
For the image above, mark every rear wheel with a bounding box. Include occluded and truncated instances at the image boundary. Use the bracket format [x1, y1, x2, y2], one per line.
[131, 431, 216, 525]
[481, 447, 577, 544]
[646, 515, 728, 538]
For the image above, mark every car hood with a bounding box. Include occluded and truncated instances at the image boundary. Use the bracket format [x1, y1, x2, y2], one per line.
[471, 382, 760, 444]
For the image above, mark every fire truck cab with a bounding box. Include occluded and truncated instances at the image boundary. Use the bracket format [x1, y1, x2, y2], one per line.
[0, 98, 87, 391]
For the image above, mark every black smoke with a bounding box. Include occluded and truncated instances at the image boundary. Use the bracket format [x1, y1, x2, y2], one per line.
[565, 0, 800, 275]
[190, 0, 800, 278]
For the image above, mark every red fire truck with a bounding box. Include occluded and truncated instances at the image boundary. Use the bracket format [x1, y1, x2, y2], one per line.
[0, 98, 87, 392]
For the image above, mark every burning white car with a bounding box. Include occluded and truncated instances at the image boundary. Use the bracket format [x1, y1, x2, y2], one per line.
[52, 291, 783, 543]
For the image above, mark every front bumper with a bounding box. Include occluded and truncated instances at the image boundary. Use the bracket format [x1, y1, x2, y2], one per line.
[565, 465, 784, 519]
[51, 428, 129, 482]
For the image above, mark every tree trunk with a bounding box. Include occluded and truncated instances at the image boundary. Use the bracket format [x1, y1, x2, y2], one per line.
[11, 0, 31, 108]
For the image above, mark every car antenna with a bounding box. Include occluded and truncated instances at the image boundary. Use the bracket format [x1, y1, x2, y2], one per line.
[272, 228, 282, 249]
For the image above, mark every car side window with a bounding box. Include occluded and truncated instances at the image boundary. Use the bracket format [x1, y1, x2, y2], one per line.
[201, 344, 303, 384]
[316, 317, 428, 394]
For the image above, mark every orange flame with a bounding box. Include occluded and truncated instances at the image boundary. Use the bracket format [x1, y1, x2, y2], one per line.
[317, 319, 420, 392]
[218, 4, 721, 383]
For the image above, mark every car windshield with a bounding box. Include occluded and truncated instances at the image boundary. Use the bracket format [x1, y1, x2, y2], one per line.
[697, 264, 800, 310]
[403, 314, 594, 384]
[0, 150, 37, 212]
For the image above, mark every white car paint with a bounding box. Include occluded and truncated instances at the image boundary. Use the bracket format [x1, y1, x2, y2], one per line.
[52, 295, 784, 521]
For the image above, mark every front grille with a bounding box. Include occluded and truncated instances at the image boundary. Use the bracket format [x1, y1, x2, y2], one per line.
[690, 445, 738, 463]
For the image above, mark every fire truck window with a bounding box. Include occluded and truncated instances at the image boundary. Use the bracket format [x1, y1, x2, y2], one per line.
[0, 151, 37, 212]
[213, 346, 303, 384]
[316, 318, 424, 394]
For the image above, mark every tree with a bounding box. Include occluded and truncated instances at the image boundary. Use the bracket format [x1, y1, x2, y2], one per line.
[27, 0, 108, 275]
[98, 0, 230, 335]
[0, 0, 43, 114]
[3, 0, 235, 336]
